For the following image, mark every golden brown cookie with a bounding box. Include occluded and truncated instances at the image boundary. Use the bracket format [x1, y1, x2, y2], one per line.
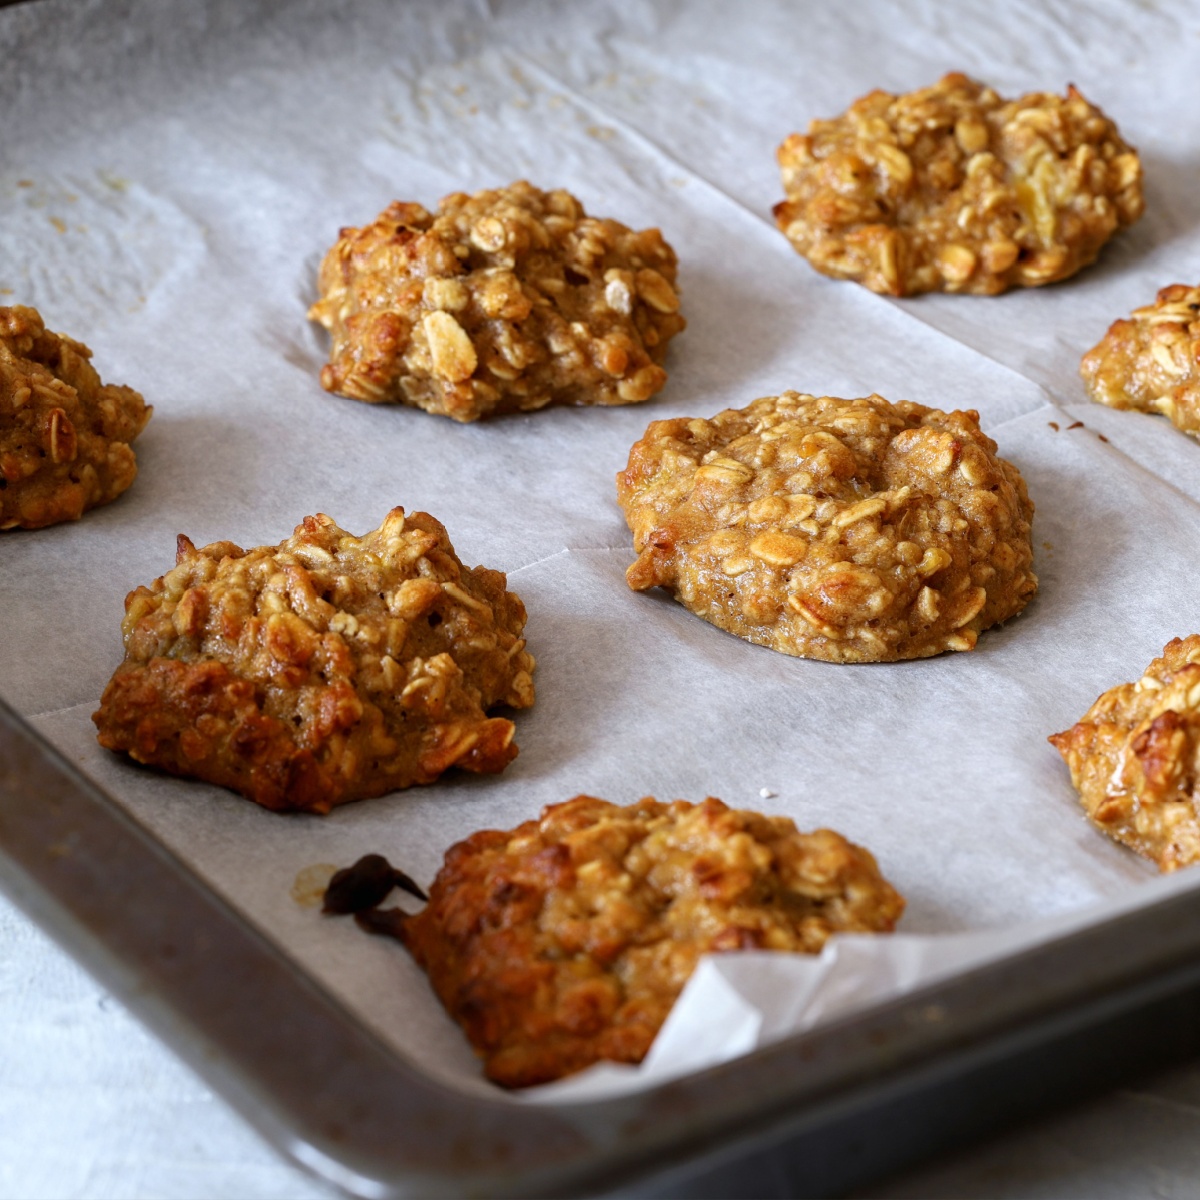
[308, 181, 685, 422]
[395, 794, 904, 1088]
[93, 508, 535, 813]
[1080, 284, 1200, 436]
[774, 73, 1143, 296]
[1050, 636, 1200, 872]
[617, 392, 1036, 663]
[0, 305, 151, 529]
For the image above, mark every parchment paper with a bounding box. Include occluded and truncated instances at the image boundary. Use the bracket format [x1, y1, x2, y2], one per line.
[3, 0, 1200, 1104]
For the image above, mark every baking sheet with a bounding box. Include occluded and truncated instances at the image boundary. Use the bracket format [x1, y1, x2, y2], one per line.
[3, 0, 1200, 1104]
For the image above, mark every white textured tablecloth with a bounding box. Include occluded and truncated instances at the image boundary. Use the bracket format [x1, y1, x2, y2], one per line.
[0, 891, 333, 1200]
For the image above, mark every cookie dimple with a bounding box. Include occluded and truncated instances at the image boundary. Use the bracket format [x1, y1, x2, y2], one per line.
[774, 73, 1143, 296]
[1080, 283, 1200, 437]
[92, 507, 536, 813]
[617, 391, 1036, 663]
[0, 305, 151, 530]
[308, 181, 685, 422]
[398, 794, 904, 1087]
[1050, 635, 1200, 872]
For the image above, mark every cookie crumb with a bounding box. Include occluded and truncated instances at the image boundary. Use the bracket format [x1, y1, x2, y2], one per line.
[323, 853, 427, 914]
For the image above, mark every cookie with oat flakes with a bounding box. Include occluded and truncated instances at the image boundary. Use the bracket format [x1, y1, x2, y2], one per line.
[308, 181, 685, 422]
[1050, 635, 1200, 872]
[382, 794, 904, 1088]
[1080, 283, 1200, 437]
[0, 305, 151, 530]
[617, 391, 1036, 663]
[774, 73, 1143, 296]
[93, 508, 535, 813]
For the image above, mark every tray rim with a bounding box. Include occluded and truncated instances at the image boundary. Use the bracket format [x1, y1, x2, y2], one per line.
[7, 694, 1200, 1198]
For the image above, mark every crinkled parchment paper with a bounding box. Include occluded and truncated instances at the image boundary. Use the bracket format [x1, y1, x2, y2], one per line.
[3, 0, 1200, 1103]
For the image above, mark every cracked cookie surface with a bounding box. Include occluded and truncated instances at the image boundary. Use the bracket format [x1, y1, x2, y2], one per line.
[1080, 284, 1200, 437]
[1050, 636, 1200, 872]
[398, 794, 904, 1087]
[617, 391, 1036, 663]
[93, 508, 535, 813]
[308, 181, 685, 421]
[0, 305, 151, 530]
[774, 73, 1143, 296]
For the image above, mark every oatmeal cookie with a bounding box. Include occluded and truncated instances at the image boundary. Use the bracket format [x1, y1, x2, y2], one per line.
[774, 73, 1143, 296]
[1049, 636, 1200, 872]
[93, 508, 535, 813]
[0, 305, 151, 529]
[617, 392, 1036, 663]
[1080, 284, 1200, 437]
[308, 181, 685, 422]
[394, 794, 904, 1087]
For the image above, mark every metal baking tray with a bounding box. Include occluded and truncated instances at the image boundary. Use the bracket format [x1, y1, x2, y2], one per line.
[6, 693, 1200, 1198]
